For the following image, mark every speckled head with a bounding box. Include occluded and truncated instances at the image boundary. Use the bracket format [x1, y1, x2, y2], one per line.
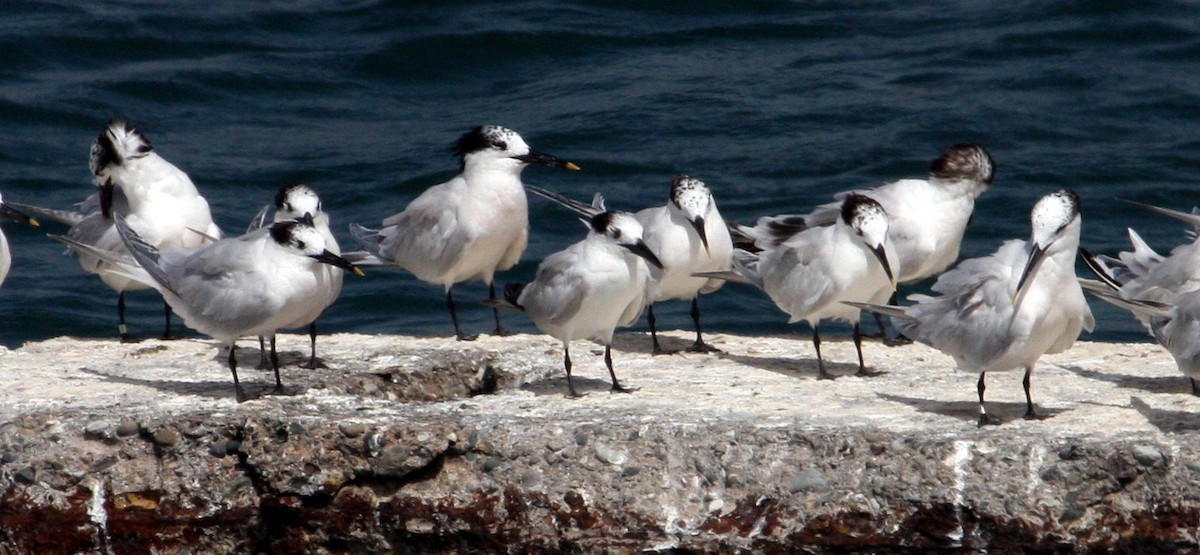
[274, 183, 322, 219]
[89, 117, 154, 177]
[1031, 189, 1081, 236]
[841, 193, 895, 285]
[589, 210, 663, 268]
[452, 125, 528, 159]
[670, 175, 712, 216]
[930, 144, 994, 185]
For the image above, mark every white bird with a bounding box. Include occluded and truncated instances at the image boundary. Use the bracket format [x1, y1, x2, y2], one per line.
[850, 190, 1094, 427]
[348, 125, 579, 341]
[55, 214, 363, 401]
[14, 118, 222, 341]
[632, 175, 733, 354]
[248, 183, 343, 370]
[486, 197, 662, 397]
[0, 192, 39, 287]
[700, 194, 899, 380]
[733, 144, 994, 338]
[1080, 202, 1200, 394]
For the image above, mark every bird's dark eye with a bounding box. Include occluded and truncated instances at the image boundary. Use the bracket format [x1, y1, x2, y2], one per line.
[494, 140, 508, 150]
[612, 229, 622, 240]
[285, 203, 294, 212]
[296, 240, 306, 249]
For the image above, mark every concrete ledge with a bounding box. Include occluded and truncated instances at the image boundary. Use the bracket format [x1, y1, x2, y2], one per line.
[1, 332, 1198, 553]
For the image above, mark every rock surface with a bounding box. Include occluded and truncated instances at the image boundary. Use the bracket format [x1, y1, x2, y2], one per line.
[1, 330, 1199, 553]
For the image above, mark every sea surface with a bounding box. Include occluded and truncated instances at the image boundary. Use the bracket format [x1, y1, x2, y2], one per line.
[2, 1, 1200, 349]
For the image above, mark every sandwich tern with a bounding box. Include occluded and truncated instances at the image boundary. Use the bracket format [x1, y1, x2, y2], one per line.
[732, 144, 994, 339]
[57, 214, 363, 401]
[1080, 201, 1200, 394]
[700, 194, 898, 379]
[348, 125, 579, 341]
[634, 176, 733, 354]
[487, 192, 661, 397]
[850, 190, 1093, 427]
[248, 184, 343, 369]
[15, 118, 222, 341]
[0, 192, 39, 288]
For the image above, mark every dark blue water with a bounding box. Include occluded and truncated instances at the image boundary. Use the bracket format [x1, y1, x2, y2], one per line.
[3, 1, 1199, 348]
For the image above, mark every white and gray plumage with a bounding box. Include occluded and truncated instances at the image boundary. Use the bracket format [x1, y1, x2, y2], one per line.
[348, 125, 579, 341]
[732, 144, 993, 338]
[851, 190, 1094, 427]
[56, 214, 363, 401]
[487, 192, 662, 397]
[633, 176, 734, 354]
[1080, 202, 1200, 394]
[0, 192, 39, 288]
[15, 118, 223, 341]
[248, 184, 343, 369]
[700, 194, 899, 379]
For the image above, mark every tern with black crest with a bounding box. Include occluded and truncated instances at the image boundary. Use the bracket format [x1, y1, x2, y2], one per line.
[348, 125, 579, 341]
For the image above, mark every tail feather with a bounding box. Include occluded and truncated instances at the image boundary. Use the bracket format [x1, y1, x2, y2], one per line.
[1078, 248, 1123, 291]
[111, 214, 174, 295]
[246, 203, 271, 233]
[1123, 199, 1200, 230]
[1084, 288, 1174, 320]
[348, 223, 386, 258]
[481, 282, 526, 312]
[842, 300, 915, 321]
[6, 202, 87, 227]
[50, 233, 154, 287]
[526, 185, 603, 219]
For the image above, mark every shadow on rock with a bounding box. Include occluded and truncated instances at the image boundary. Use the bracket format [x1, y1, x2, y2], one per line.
[75, 367, 255, 400]
[1130, 396, 1200, 434]
[1060, 364, 1188, 395]
[717, 351, 879, 380]
[519, 374, 625, 398]
[878, 392, 1068, 427]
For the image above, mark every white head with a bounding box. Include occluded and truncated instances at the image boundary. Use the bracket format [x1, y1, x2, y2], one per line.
[89, 117, 154, 181]
[841, 194, 896, 288]
[453, 125, 579, 173]
[670, 175, 713, 254]
[274, 183, 323, 221]
[589, 211, 664, 270]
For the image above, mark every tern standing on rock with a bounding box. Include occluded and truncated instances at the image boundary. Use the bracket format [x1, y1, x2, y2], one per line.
[348, 125, 579, 341]
[635, 176, 733, 354]
[1080, 202, 1200, 395]
[733, 144, 994, 340]
[58, 214, 364, 402]
[487, 197, 661, 397]
[850, 190, 1093, 427]
[14, 118, 222, 341]
[249, 183, 343, 370]
[700, 194, 898, 380]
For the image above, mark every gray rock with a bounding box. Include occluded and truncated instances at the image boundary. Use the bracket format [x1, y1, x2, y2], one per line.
[789, 469, 829, 493]
[594, 444, 627, 466]
[1132, 445, 1164, 466]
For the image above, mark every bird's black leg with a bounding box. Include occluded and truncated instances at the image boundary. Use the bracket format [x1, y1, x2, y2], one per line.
[564, 344, 580, 398]
[853, 323, 881, 377]
[1022, 366, 1037, 419]
[229, 344, 246, 403]
[447, 288, 477, 341]
[117, 292, 137, 343]
[881, 290, 913, 346]
[813, 326, 832, 380]
[686, 297, 721, 353]
[489, 283, 513, 337]
[606, 345, 637, 393]
[160, 301, 177, 340]
[977, 371, 996, 427]
[270, 335, 283, 394]
[256, 336, 270, 369]
[300, 321, 325, 369]
[648, 304, 673, 355]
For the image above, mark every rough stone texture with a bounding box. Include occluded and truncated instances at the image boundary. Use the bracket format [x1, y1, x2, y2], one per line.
[1, 331, 1200, 553]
